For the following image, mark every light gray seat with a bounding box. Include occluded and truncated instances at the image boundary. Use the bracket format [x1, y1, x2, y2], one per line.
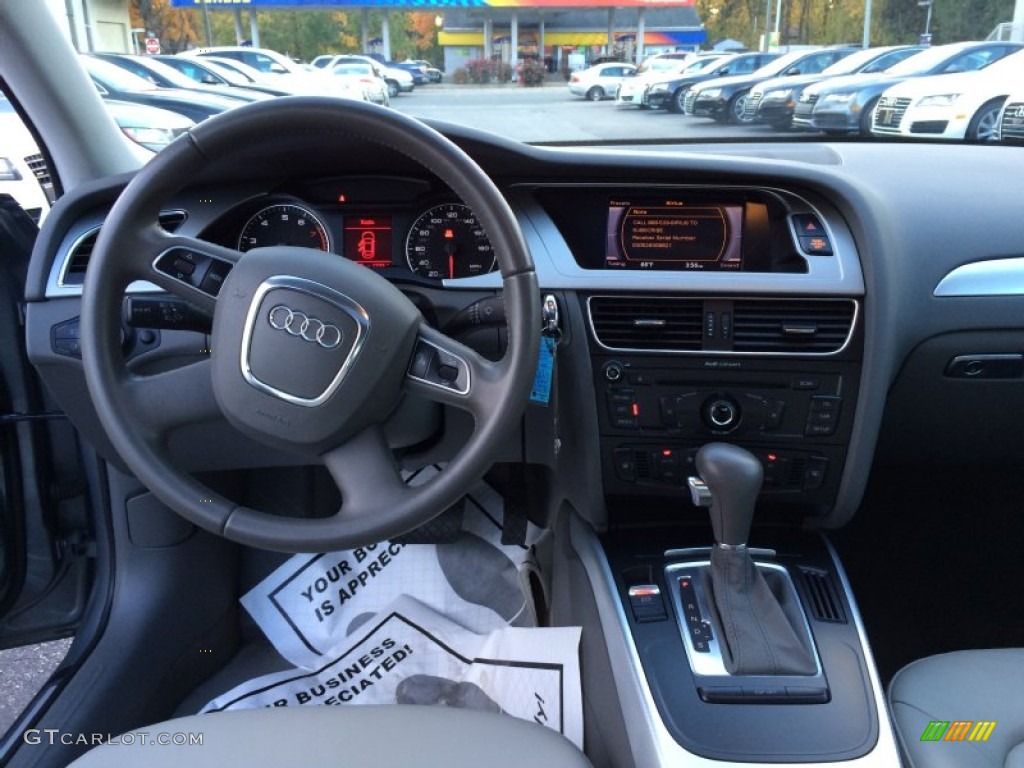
[889, 648, 1024, 767]
[68, 705, 592, 767]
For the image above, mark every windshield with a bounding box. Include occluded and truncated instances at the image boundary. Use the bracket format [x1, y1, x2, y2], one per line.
[821, 47, 891, 75]
[0, 3, 1020, 156]
[884, 45, 965, 75]
[750, 50, 813, 78]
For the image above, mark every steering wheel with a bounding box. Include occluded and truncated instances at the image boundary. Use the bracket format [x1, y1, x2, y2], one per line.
[81, 97, 540, 552]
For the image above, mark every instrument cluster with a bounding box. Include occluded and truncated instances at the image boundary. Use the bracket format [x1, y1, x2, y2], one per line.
[209, 187, 499, 283]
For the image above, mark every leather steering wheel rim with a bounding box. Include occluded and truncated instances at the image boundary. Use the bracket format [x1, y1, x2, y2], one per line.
[81, 97, 540, 552]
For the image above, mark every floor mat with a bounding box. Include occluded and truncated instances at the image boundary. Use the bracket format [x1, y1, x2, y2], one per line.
[205, 471, 583, 748]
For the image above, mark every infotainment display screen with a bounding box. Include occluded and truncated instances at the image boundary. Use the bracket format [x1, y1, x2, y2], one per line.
[605, 197, 744, 271]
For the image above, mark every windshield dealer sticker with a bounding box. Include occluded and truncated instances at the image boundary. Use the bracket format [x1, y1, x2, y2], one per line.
[201, 596, 584, 749]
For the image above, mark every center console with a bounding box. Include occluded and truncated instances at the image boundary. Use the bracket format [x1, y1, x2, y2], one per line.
[530, 183, 900, 765]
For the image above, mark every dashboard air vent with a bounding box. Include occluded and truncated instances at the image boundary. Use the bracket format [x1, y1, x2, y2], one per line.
[61, 211, 187, 286]
[732, 300, 855, 354]
[798, 567, 846, 624]
[589, 296, 703, 351]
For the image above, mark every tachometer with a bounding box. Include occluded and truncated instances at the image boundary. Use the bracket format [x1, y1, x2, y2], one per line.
[238, 203, 331, 253]
[405, 203, 496, 279]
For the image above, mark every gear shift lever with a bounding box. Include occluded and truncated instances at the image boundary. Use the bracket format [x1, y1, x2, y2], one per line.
[696, 442, 762, 548]
[690, 443, 816, 676]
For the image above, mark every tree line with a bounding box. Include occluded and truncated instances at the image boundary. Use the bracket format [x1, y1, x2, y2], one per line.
[696, 0, 1014, 49]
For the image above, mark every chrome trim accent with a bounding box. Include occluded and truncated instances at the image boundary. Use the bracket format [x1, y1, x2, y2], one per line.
[666, 546, 777, 558]
[50, 210, 189, 296]
[665, 560, 822, 678]
[934, 257, 1024, 296]
[239, 276, 369, 408]
[406, 336, 472, 396]
[586, 295, 860, 357]
[570, 513, 903, 766]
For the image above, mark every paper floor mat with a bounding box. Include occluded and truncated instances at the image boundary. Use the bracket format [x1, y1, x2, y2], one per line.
[206, 471, 583, 747]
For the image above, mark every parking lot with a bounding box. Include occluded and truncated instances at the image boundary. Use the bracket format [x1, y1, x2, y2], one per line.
[390, 82, 789, 143]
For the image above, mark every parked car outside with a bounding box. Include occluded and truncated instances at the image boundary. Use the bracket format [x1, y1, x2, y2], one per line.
[183, 46, 368, 100]
[869, 49, 1024, 142]
[567, 62, 637, 101]
[798, 40, 1023, 136]
[82, 55, 242, 124]
[615, 54, 715, 108]
[330, 62, 390, 105]
[102, 99, 195, 152]
[89, 53, 272, 103]
[154, 55, 295, 97]
[405, 59, 443, 82]
[997, 90, 1024, 143]
[0, 96, 50, 223]
[750, 45, 924, 129]
[312, 54, 413, 97]
[389, 60, 429, 85]
[644, 52, 778, 112]
[685, 47, 859, 124]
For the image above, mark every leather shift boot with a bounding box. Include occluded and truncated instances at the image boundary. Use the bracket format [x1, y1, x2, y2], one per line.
[707, 545, 816, 676]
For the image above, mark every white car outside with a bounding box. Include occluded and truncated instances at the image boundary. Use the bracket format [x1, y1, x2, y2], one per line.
[568, 62, 637, 101]
[616, 59, 691, 107]
[330, 62, 390, 106]
[997, 91, 1024, 142]
[182, 47, 365, 101]
[0, 108, 49, 223]
[871, 49, 1024, 142]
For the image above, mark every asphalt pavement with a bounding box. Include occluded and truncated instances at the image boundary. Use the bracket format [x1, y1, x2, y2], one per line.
[0, 638, 72, 734]
[389, 79, 789, 143]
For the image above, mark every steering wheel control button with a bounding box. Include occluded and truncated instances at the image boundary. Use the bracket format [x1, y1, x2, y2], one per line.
[407, 339, 470, 395]
[241, 279, 369, 407]
[51, 317, 82, 358]
[199, 259, 232, 297]
[154, 247, 234, 296]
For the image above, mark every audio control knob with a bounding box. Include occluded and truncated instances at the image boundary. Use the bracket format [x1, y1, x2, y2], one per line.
[603, 361, 625, 382]
[704, 397, 740, 431]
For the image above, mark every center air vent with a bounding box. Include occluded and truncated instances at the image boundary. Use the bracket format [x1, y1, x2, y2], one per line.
[732, 299, 855, 354]
[588, 296, 857, 356]
[60, 211, 187, 286]
[588, 296, 703, 351]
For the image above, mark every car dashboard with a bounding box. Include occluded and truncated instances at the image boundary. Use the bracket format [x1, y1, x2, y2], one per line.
[20, 125, 1024, 766]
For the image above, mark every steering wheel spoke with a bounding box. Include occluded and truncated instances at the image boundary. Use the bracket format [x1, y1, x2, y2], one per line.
[404, 323, 506, 417]
[322, 425, 410, 516]
[122, 359, 219, 438]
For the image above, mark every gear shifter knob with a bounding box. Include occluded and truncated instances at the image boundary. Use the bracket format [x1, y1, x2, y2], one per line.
[695, 443, 763, 547]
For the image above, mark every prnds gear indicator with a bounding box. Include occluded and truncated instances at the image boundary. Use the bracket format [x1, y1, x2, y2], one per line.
[606, 199, 744, 271]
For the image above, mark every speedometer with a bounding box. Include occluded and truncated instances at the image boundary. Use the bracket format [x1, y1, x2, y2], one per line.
[238, 203, 331, 253]
[405, 203, 496, 279]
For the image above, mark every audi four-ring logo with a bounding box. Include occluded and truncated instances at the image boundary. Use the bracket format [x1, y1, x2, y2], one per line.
[267, 305, 343, 349]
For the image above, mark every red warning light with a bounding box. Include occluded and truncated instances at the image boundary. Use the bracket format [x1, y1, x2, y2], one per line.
[767, 452, 778, 462]
[661, 449, 672, 457]
[444, 228, 455, 239]
[338, 194, 347, 203]
[804, 220, 818, 232]
[632, 403, 640, 417]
